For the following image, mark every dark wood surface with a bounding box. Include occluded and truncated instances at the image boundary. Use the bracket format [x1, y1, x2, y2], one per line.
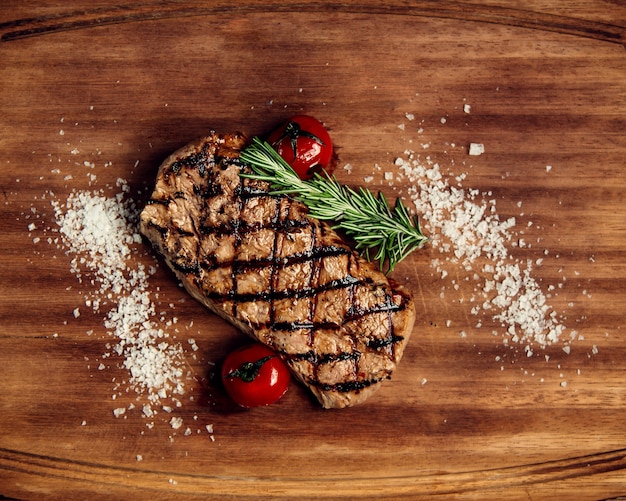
[1, 1, 625, 499]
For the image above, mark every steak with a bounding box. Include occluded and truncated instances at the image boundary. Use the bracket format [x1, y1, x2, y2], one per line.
[139, 131, 416, 408]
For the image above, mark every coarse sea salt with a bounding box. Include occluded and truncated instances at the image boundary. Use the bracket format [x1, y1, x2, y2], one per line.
[393, 148, 567, 351]
[51, 181, 187, 408]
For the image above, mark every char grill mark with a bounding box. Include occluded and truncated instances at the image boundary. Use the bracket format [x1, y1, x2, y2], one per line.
[146, 198, 170, 207]
[204, 277, 363, 305]
[154, 154, 408, 387]
[158, 155, 405, 358]
[282, 350, 385, 392]
[170, 147, 212, 176]
[140, 132, 416, 408]
[230, 181, 245, 321]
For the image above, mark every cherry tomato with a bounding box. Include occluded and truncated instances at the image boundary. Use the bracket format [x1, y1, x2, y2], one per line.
[221, 343, 290, 408]
[267, 115, 334, 180]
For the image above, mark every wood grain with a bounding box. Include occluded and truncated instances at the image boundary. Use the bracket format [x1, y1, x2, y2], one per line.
[1, 1, 625, 499]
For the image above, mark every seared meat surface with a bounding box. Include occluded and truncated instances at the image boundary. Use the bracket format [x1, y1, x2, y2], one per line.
[140, 131, 416, 408]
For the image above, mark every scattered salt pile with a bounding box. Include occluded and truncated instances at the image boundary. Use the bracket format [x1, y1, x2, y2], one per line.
[393, 149, 571, 356]
[51, 179, 188, 412]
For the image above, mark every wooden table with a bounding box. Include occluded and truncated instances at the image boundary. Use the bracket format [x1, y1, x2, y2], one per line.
[1, 1, 625, 499]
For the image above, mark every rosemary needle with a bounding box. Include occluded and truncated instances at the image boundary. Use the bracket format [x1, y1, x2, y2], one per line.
[239, 137, 427, 273]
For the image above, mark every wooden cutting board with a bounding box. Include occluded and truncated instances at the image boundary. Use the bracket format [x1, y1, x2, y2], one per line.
[1, 1, 625, 499]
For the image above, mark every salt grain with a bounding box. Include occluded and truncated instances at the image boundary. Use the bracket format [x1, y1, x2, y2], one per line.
[170, 416, 183, 430]
[468, 143, 485, 156]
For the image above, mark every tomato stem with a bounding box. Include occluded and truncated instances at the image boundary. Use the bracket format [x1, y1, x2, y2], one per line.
[271, 121, 326, 163]
[226, 355, 275, 382]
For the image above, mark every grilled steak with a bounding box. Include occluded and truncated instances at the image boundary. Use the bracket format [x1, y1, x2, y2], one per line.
[139, 131, 416, 408]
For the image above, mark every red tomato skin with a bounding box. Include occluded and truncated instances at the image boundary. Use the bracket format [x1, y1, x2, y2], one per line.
[221, 344, 290, 408]
[267, 115, 334, 180]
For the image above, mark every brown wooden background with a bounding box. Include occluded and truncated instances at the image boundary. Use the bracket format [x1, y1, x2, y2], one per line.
[1, 1, 625, 499]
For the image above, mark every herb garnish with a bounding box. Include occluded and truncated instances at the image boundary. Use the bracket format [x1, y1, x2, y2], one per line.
[239, 137, 427, 273]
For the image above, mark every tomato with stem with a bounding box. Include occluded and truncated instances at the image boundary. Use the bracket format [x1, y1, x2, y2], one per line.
[221, 343, 291, 408]
[267, 115, 334, 180]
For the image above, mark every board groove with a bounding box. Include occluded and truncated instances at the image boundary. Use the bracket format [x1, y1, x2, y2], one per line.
[1, 1, 625, 45]
[2, 446, 626, 497]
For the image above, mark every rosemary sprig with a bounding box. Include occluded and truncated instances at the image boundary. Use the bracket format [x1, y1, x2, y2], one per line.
[239, 137, 427, 273]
